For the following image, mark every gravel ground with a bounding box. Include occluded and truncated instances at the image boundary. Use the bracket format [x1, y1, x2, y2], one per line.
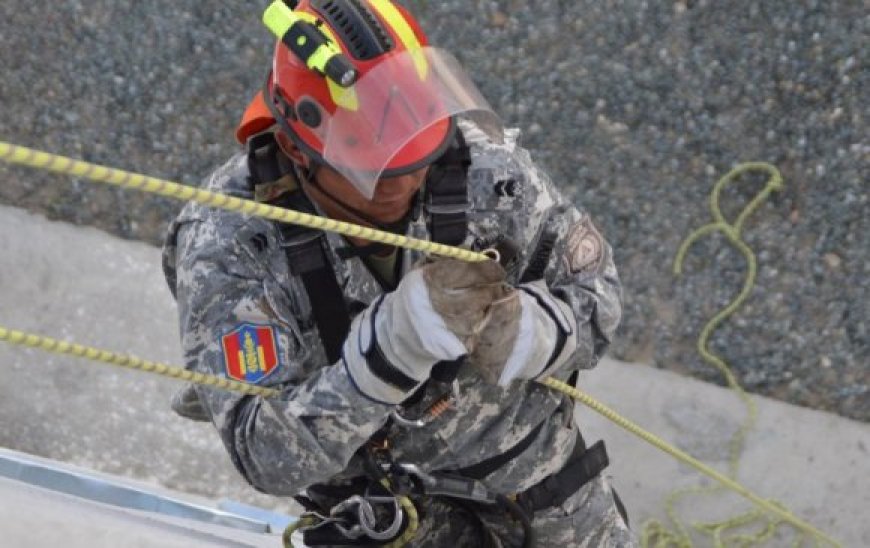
[0, 1, 867, 421]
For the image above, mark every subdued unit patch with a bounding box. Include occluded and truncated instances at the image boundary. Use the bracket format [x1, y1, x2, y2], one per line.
[563, 218, 604, 274]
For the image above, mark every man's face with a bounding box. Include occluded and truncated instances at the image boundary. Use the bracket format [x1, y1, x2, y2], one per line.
[315, 163, 429, 223]
[274, 131, 428, 224]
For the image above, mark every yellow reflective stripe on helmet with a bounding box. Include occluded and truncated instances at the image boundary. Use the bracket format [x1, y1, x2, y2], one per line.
[368, 0, 429, 81]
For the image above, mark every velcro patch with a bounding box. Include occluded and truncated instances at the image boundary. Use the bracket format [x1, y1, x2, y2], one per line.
[563, 218, 604, 274]
[221, 324, 281, 384]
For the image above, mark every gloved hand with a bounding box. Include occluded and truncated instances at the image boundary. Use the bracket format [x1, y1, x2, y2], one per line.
[344, 257, 507, 404]
[419, 257, 511, 348]
[468, 280, 578, 386]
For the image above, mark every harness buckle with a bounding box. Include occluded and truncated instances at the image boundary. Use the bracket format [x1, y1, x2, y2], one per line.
[425, 199, 469, 215]
[395, 463, 496, 503]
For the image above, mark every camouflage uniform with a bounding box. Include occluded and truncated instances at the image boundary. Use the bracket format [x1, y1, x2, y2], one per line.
[163, 120, 635, 547]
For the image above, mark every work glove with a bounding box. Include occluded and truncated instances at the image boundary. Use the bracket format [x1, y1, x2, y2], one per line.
[469, 280, 578, 386]
[344, 257, 507, 404]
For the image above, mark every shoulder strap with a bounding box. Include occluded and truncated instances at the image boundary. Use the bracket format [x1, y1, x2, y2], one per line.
[424, 130, 472, 246]
[393, 130, 474, 403]
[247, 132, 351, 364]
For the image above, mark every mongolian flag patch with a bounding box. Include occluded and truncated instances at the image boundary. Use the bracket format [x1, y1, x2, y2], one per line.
[221, 324, 281, 384]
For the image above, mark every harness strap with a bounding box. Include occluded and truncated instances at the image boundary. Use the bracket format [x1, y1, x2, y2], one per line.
[425, 130, 471, 247]
[519, 230, 558, 284]
[281, 229, 350, 364]
[452, 422, 545, 480]
[516, 439, 609, 514]
[246, 132, 351, 364]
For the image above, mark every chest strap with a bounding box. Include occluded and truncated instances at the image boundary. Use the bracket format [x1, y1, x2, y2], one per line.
[247, 132, 350, 364]
[425, 130, 471, 247]
[516, 438, 609, 514]
[452, 422, 545, 480]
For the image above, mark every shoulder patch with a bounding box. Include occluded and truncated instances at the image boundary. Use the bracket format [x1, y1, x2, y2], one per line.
[563, 218, 604, 274]
[221, 323, 281, 384]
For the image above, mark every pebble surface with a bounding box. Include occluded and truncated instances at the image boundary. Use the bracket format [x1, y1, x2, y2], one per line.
[0, 1, 866, 421]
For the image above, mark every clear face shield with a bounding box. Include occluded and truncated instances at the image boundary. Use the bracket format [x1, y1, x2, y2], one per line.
[307, 47, 504, 199]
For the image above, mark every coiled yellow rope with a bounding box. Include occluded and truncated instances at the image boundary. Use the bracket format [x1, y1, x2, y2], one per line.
[641, 164, 816, 548]
[0, 142, 840, 547]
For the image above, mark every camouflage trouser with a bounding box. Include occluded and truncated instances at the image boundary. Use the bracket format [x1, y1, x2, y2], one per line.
[409, 475, 636, 548]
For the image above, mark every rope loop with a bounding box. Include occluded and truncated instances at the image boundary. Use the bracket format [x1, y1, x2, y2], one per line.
[645, 163, 831, 548]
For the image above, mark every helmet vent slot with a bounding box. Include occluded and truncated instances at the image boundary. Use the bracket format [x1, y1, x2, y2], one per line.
[312, 0, 394, 61]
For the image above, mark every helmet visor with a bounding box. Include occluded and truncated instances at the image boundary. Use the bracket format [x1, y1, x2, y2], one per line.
[321, 47, 503, 199]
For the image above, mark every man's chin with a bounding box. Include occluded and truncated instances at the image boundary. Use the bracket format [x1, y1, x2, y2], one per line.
[370, 195, 411, 210]
[366, 200, 412, 224]
[372, 191, 410, 204]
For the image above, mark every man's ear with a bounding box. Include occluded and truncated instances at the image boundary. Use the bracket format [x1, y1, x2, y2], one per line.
[275, 131, 310, 168]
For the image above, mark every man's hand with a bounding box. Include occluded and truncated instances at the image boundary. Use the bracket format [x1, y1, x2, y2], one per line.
[343, 257, 507, 404]
[419, 257, 511, 348]
[469, 280, 579, 386]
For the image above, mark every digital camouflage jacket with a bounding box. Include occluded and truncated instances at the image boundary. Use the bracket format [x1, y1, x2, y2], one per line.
[162, 120, 630, 545]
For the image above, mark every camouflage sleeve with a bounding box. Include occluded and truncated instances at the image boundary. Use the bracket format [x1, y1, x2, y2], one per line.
[174, 216, 392, 496]
[516, 149, 623, 376]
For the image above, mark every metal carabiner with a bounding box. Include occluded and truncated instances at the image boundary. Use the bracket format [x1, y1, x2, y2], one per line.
[330, 494, 404, 542]
[357, 495, 405, 541]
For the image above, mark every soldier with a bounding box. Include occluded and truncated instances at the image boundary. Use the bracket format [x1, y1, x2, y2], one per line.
[163, 1, 634, 546]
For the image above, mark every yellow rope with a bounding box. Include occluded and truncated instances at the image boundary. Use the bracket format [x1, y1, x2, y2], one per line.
[2, 321, 836, 547]
[0, 143, 840, 547]
[640, 164, 818, 548]
[541, 378, 838, 547]
[282, 516, 320, 548]
[381, 477, 420, 548]
[0, 141, 487, 264]
[0, 326, 278, 398]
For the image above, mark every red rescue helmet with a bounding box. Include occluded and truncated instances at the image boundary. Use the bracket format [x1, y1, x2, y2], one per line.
[238, 0, 502, 199]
